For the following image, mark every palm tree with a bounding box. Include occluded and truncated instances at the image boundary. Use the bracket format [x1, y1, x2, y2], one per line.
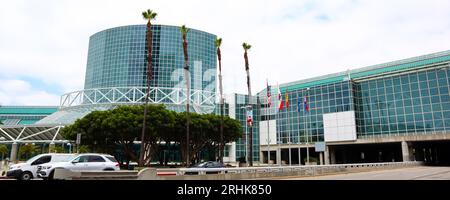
[215, 38, 225, 163]
[181, 25, 191, 166]
[242, 42, 253, 166]
[139, 9, 157, 167]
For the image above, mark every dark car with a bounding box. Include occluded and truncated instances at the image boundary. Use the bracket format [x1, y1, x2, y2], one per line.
[185, 161, 226, 175]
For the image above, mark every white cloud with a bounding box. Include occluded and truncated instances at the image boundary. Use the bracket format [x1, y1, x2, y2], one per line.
[1, 0, 450, 105]
[0, 79, 59, 106]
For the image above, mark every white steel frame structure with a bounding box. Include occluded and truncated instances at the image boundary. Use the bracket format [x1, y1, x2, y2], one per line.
[59, 86, 216, 114]
[0, 125, 68, 144]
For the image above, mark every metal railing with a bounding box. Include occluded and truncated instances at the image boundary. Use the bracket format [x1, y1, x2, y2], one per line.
[166, 161, 423, 176]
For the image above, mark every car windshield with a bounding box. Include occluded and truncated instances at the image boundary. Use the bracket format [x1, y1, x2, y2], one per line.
[193, 162, 207, 167]
[26, 154, 44, 163]
[52, 155, 76, 162]
[106, 156, 117, 162]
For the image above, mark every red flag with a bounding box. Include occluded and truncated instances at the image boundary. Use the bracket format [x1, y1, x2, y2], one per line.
[277, 84, 283, 111]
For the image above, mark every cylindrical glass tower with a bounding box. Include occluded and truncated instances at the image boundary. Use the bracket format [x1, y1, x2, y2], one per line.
[84, 24, 216, 92]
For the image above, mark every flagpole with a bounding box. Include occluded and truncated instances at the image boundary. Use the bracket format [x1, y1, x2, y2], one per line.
[277, 83, 281, 166]
[278, 105, 281, 166]
[287, 89, 291, 166]
[266, 80, 271, 165]
[306, 88, 310, 165]
[267, 105, 271, 165]
[297, 92, 301, 165]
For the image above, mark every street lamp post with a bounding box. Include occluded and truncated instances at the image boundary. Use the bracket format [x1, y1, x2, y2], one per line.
[67, 143, 72, 154]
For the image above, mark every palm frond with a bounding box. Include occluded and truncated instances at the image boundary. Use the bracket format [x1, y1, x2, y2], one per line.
[242, 42, 251, 50]
[215, 38, 222, 48]
[142, 9, 157, 20]
[180, 25, 190, 36]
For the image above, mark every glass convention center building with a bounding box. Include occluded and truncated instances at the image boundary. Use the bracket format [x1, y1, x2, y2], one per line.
[0, 24, 218, 161]
[253, 50, 450, 165]
[1, 23, 450, 165]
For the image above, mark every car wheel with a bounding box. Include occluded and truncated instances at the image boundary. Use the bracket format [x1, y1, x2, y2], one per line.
[48, 170, 55, 180]
[20, 172, 33, 181]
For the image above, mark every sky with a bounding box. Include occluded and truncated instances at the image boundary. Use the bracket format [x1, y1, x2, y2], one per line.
[1, 0, 450, 106]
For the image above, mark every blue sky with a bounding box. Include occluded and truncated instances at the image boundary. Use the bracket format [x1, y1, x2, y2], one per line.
[1, 0, 450, 106]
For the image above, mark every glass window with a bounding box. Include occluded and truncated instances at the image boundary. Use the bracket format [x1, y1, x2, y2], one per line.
[427, 71, 437, 80]
[106, 156, 118, 162]
[404, 99, 412, 106]
[433, 112, 443, 120]
[431, 96, 440, 104]
[410, 83, 419, 91]
[400, 76, 409, 84]
[429, 80, 438, 88]
[438, 79, 448, 87]
[393, 78, 401, 86]
[409, 74, 418, 83]
[73, 156, 90, 163]
[31, 156, 52, 166]
[442, 103, 450, 111]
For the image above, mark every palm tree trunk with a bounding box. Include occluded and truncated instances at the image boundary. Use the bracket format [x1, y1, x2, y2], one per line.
[218, 47, 224, 163]
[244, 50, 253, 166]
[183, 38, 190, 166]
[139, 20, 153, 167]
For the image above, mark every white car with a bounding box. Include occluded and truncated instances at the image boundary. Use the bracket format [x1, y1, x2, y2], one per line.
[7, 153, 75, 180]
[37, 153, 120, 180]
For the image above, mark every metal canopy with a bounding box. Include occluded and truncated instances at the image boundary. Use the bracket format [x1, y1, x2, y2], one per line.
[0, 125, 68, 144]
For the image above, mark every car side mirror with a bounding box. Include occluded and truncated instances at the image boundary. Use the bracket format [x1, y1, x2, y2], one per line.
[71, 161, 78, 164]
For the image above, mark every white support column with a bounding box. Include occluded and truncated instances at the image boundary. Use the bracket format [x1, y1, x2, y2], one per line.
[319, 152, 324, 165]
[260, 150, 264, 164]
[276, 148, 281, 165]
[49, 143, 55, 153]
[10, 142, 18, 162]
[324, 145, 330, 165]
[401, 141, 411, 162]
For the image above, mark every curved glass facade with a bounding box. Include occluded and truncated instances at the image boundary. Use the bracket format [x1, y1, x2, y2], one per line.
[84, 24, 216, 93]
[262, 51, 450, 144]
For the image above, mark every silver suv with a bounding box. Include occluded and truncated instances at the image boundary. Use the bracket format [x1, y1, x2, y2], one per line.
[37, 153, 120, 180]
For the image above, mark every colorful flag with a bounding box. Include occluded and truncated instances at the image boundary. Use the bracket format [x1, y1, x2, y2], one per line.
[297, 95, 301, 112]
[304, 96, 309, 112]
[246, 109, 253, 126]
[285, 89, 289, 108]
[277, 84, 284, 111]
[266, 80, 271, 107]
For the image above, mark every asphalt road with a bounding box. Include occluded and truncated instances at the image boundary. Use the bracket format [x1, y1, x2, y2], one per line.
[277, 167, 450, 180]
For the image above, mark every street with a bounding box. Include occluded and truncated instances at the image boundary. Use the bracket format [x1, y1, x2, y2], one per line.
[276, 167, 450, 180]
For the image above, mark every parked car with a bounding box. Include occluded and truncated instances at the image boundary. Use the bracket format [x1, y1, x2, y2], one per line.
[37, 153, 120, 180]
[7, 153, 75, 180]
[185, 161, 226, 175]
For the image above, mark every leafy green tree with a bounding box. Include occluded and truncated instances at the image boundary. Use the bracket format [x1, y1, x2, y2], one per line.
[170, 112, 242, 164]
[18, 144, 39, 160]
[78, 145, 90, 153]
[0, 144, 8, 160]
[62, 104, 242, 167]
[49, 145, 65, 153]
